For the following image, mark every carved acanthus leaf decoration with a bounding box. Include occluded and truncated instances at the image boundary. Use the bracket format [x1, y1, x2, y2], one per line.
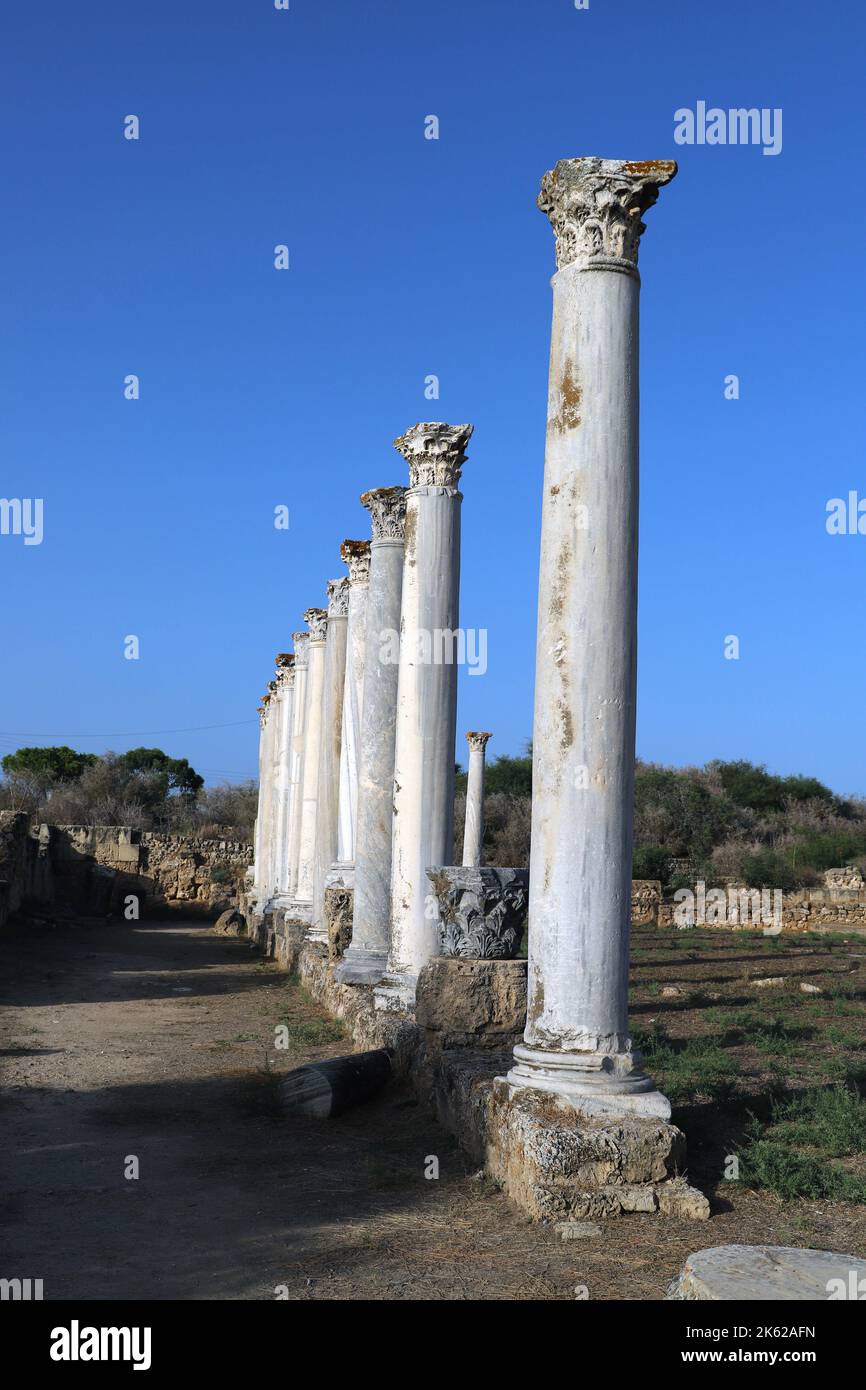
[538, 157, 677, 272]
[393, 421, 474, 490]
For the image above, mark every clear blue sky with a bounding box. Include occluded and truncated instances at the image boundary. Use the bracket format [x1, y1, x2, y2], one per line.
[1, 0, 863, 794]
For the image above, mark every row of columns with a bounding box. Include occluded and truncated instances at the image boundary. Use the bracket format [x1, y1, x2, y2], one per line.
[251, 424, 475, 1008]
[250, 154, 677, 1120]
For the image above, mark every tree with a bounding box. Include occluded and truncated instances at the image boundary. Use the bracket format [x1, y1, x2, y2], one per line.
[1, 746, 98, 782]
[117, 748, 204, 801]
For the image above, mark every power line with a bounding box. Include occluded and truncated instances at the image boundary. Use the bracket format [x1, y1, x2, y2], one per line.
[0, 720, 257, 740]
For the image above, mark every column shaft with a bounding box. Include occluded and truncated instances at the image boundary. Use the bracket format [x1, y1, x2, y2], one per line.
[377, 423, 473, 1010]
[462, 731, 491, 867]
[506, 156, 676, 1118]
[337, 487, 407, 985]
[285, 631, 309, 899]
[310, 578, 349, 940]
[335, 542, 371, 873]
[295, 609, 328, 905]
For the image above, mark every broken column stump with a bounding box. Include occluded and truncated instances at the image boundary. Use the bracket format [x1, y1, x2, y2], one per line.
[279, 1048, 392, 1118]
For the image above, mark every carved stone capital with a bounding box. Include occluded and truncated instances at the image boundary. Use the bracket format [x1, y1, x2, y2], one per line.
[275, 653, 295, 688]
[326, 577, 350, 618]
[426, 866, 529, 960]
[538, 157, 677, 274]
[393, 422, 474, 490]
[304, 607, 328, 643]
[292, 631, 310, 668]
[340, 539, 372, 585]
[466, 731, 492, 754]
[360, 485, 407, 542]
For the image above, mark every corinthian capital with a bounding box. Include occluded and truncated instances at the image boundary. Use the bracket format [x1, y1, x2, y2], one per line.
[538, 157, 677, 273]
[466, 730, 492, 754]
[360, 485, 407, 542]
[393, 422, 474, 490]
[304, 607, 328, 643]
[275, 653, 295, 688]
[326, 577, 350, 618]
[340, 539, 372, 585]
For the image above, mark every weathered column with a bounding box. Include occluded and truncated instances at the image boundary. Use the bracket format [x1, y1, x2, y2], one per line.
[375, 422, 473, 1011]
[506, 156, 677, 1119]
[336, 486, 407, 985]
[294, 608, 328, 911]
[462, 731, 491, 867]
[270, 654, 295, 904]
[284, 630, 309, 901]
[257, 679, 278, 905]
[333, 540, 371, 880]
[310, 576, 350, 943]
[251, 701, 269, 898]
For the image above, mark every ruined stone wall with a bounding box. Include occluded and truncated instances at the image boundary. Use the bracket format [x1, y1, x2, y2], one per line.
[0, 812, 54, 928]
[0, 821, 252, 926]
[631, 871, 866, 933]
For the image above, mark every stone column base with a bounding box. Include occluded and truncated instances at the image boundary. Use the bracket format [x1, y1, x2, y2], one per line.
[275, 898, 312, 925]
[506, 1043, 672, 1121]
[374, 973, 418, 1014]
[484, 1079, 707, 1222]
[335, 946, 388, 986]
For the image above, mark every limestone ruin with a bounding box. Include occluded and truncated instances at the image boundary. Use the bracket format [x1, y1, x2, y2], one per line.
[242, 155, 714, 1222]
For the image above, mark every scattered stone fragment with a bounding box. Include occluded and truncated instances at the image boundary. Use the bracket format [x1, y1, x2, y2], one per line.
[661, 986, 683, 997]
[555, 1221, 602, 1240]
[750, 976, 785, 989]
[668, 1245, 866, 1301]
[799, 982, 822, 994]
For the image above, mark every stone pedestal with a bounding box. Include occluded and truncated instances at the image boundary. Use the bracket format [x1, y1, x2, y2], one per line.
[376, 422, 473, 1012]
[295, 608, 328, 912]
[337, 486, 408, 986]
[462, 730, 491, 867]
[311, 577, 349, 943]
[506, 157, 677, 1120]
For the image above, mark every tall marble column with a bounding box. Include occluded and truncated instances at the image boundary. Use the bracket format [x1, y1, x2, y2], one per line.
[257, 679, 278, 905]
[462, 731, 491, 867]
[336, 486, 407, 985]
[269, 654, 295, 905]
[506, 156, 677, 1119]
[295, 608, 328, 911]
[333, 540, 371, 881]
[284, 631, 309, 901]
[251, 701, 268, 898]
[310, 576, 350, 943]
[376, 422, 473, 1010]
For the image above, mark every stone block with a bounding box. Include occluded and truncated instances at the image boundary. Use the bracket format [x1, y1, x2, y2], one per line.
[325, 885, 354, 963]
[668, 1245, 866, 1300]
[482, 1080, 708, 1222]
[415, 957, 527, 1048]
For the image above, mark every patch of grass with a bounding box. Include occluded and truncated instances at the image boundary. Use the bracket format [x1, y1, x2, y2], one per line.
[735, 1085, 866, 1202]
[280, 1016, 346, 1048]
[632, 1023, 741, 1103]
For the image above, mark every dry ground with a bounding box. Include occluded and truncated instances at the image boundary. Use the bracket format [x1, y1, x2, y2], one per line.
[1, 916, 864, 1300]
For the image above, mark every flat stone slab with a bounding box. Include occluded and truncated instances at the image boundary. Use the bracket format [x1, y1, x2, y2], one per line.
[669, 1245, 866, 1300]
[555, 1221, 602, 1240]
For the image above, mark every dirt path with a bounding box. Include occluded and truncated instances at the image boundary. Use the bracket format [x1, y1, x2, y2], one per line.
[1, 917, 862, 1301]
